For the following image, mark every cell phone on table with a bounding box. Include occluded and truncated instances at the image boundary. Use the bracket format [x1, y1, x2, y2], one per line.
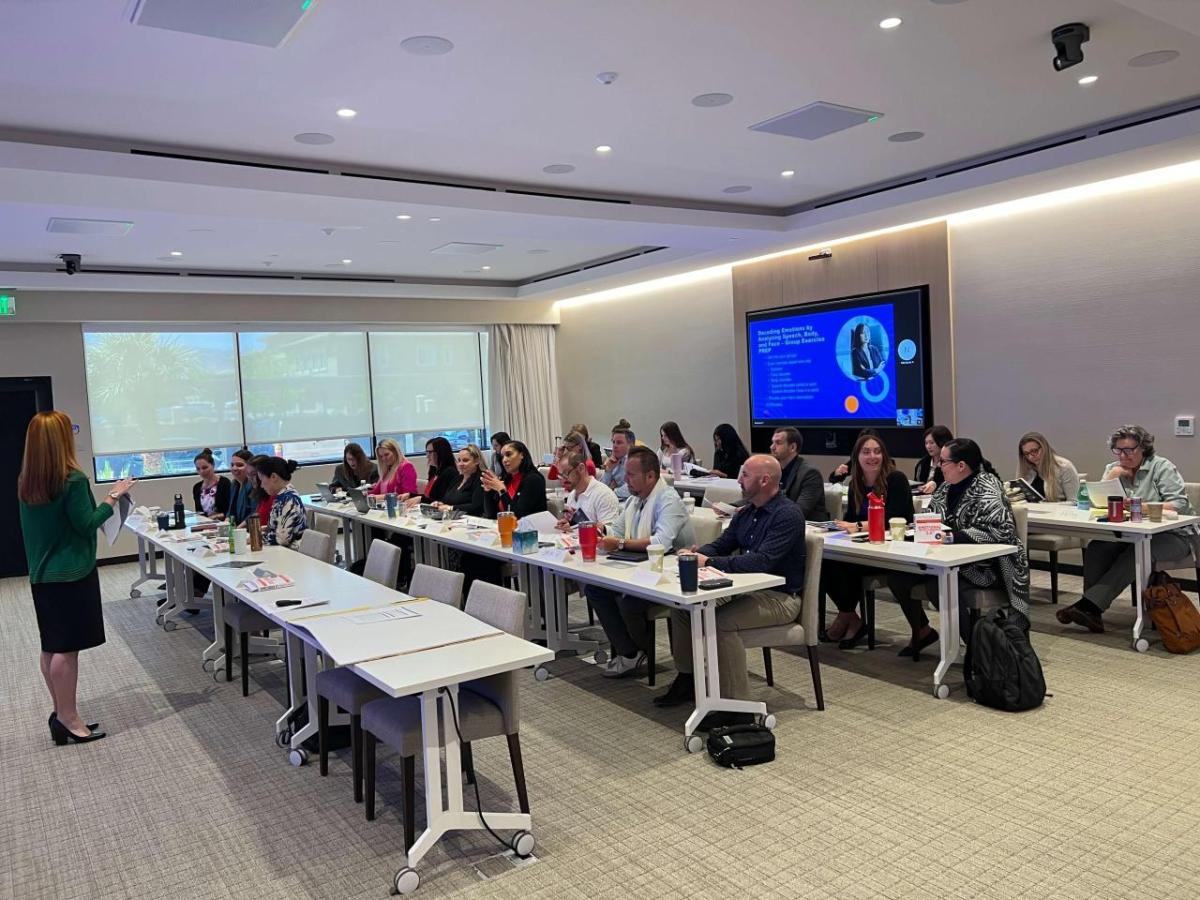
[699, 577, 734, 589]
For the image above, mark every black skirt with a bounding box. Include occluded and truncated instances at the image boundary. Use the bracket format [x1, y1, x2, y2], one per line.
[31, 567, 105, 653]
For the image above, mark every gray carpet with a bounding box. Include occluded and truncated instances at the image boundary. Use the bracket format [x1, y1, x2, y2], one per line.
[3, 562, 1200, 900]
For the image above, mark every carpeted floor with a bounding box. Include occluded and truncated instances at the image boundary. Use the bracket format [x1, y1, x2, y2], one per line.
[3, 561, 1200, 900]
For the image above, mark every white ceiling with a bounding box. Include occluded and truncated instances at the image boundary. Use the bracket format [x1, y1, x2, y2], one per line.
[0, 0, 1198, 295]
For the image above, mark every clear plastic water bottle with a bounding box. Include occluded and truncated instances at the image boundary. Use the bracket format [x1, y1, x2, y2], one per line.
[1076, 483, 1090, 511]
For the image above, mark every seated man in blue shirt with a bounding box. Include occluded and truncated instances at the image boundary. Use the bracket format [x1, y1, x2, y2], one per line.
[657, 454, 806, 728]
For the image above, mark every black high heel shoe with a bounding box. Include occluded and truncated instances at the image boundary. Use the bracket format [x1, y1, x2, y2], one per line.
[49, 712, 99, 733]
[898, 628, 940, 662]
[50, 716, 106, 746]
[838, 623, 870, 650]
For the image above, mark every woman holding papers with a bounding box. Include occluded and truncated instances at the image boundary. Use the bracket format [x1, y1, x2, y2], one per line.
[824, 433, 915, 649]
[367, 439, 417, 498]
[1058, 425, 1194, 633]
[330, 442, 378, 494]
[191, 448, 231, 520]
[482, 439, 548, 519]
[18, 410, 135, 745]
[253, 457, 308, 548]
[889, 439, 1030, 656]
[1015, 432, 1079, 502]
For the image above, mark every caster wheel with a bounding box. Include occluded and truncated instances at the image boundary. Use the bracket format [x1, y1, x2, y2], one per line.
[533, 665, 550, 683]
[593, 648, 608, 666]
[934, 683, 950, 700]
[130, 588, 142, 599]
[684, 734, 704, 754]
[154, 614, 164, 626]
[511, 830, 536, 858]
[288, 748, 308, 767]
[275, 729, 292, 749]
[392, 867, 420, 895]
[762, 713, 777, 731]
[1134, 638, 1150, 653]
[163, 620, 177, 632]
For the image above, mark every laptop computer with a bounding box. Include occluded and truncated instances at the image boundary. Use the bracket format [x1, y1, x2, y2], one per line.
[314, 481, 338, 503]
[346, 487, 371, 514]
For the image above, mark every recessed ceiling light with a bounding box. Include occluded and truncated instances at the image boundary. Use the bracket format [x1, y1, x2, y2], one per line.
[341, 258, 352, 264]
[542, 164, 576, 174]
[169, 250, 183, 256]
[336, 108, 357, 118]
[781, 170, 795, 178]
[1129, 50, 1180, 68]
[294, 132, 335, 145]
[595, 145, 612, 154]
[692, 92, 733, 108]
[395, 214, 412, 220]
[723, 185, 752, 194]
[400, 35, 454, 56]
[879, 17, 902, 29]
[481, 266, 492, 271]
[428, 217, 441, 222]
[1078, 75, 1098, 85]
[888, 130, 925, 142]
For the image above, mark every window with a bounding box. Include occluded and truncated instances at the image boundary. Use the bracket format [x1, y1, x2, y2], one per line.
[239, 331, 372, 443]
[247, 436, 374, 466]
[85, 331, 243, 479]
[369, 332, 486, 435]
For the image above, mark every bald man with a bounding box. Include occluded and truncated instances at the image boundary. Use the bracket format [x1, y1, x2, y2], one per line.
[657, 454, 808, 728]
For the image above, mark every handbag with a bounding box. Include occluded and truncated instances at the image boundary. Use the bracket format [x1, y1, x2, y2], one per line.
[706, 723, 775, 768]
[1143, 572, 1200, 654]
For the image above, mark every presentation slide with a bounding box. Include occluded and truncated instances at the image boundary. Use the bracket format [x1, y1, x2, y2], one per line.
[747, 289, 927, 428]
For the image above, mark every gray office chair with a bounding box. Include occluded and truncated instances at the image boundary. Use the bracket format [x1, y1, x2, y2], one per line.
[361, 581, 531, 850]
[1026, 531, 1080, 604]
[222, 599, 274, 697]
[690, 512, 723, 547]
[740, 531, 825, 709]
[824, 486, 845, 522]
[408, 563, 465, 607]
[1152, 482, 1200, 584]
[310, 512, 341, 562]
[362, 540, 403, 588]
[299, 529, 335, 564]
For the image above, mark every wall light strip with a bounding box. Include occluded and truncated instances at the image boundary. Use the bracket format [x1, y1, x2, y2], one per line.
[555, 156, 1200, 311]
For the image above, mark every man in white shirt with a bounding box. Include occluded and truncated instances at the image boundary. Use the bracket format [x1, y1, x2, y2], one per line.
[587, 447, 695, 678]
[556, 452, 620, 528]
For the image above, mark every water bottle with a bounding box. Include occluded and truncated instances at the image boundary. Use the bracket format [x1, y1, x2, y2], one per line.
[1076, 483, 1090, 511]
[867, 493, 886, 544]
[227, 520, 236, 554]
[173, 493, 185, 529]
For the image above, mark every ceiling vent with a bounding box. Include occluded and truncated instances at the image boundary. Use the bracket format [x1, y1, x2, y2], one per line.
[750, 102, 882, 141]
[429, 242, 502, 256]
[46, 218, 133, 235]
[129, 0, 320, 48]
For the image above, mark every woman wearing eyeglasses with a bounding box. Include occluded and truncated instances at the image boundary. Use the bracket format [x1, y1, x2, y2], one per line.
[1015, 432, 1079, 502]
[1057, 425, 1195, 633]
[888, 438, 1030, 658]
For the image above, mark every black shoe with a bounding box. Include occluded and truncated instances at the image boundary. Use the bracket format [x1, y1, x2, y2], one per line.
[653, 674, 695, 708]
[1056, 601, 1105, 634]
[838, 623, 870, 650]
[49, 712, 99, 733]
[697, 711, 755, 731]
[898, 628, 940, 661]
[50, 717, 106, 746]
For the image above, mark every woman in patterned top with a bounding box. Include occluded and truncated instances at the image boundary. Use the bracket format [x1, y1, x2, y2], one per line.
[252, 457, 307, 548]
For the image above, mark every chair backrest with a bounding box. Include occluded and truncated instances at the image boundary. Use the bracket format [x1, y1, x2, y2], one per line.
[362, 540, 402, 588]
[800, 532, 824, 645]
[464, 580, 526, 637]
[1184, 483, 1200, 517]
[690, 511, 723, 547]
[311, 512, 340, 544]
[824, 487, 844, 522]
[1011, 502, 1028, 550]
[409, 564, 465, 607]
[298, 529, 334, 563]
[702, 482, 742, 507]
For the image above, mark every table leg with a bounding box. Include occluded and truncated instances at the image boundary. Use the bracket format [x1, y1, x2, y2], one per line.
[203, 586, 226, 668]
[276, 631, 307, 746]
[129, 536, 164, 599]
[342, 522, 354, 567]
[682, 601, 766, 751]
[933, 570, 961, 699]
[1132, 536, 1152, 652]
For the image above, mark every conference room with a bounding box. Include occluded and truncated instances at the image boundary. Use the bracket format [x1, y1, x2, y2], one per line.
[4, 2, 1200, 898]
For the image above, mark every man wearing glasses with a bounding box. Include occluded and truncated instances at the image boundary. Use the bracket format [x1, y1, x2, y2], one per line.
[1057, 425, 1197, 633]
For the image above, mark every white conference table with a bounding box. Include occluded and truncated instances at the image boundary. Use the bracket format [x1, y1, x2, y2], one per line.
[1023, 502, 1199, 652]
[816, 531, 1017, 699]
[123, 514, 553, 894]
[310, 499, 783, 750]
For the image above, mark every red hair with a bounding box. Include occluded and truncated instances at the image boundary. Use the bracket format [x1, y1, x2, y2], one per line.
[18, 410, 81, 505]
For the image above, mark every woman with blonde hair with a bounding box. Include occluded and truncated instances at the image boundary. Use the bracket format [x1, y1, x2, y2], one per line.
[1015, 431, 1080, 502]
[18, 410, 134, 745]
[367, 438, 417, 498]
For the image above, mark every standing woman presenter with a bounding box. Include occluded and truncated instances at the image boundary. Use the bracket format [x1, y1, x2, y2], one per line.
[18, 411, 134, 745]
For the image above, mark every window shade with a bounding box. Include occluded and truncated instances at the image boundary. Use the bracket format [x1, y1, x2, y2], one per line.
[239, 331, 372, 443]
[369, 332, 485, 433]
[84, 331, 243, 454]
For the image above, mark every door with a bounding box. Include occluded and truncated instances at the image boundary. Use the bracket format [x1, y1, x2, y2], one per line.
[0, 377, 54, 577]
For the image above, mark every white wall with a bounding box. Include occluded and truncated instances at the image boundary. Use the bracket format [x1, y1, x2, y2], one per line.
[555, 270, 738, 460]
[949, 177, 1200, 482]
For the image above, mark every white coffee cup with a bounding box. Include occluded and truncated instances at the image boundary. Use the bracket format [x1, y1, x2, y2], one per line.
[682, 495, 696, 513]
[233, 530, 249, 554]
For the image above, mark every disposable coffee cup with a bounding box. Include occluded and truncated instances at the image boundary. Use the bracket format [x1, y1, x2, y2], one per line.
[1146, 501, 1164, 522]
[233, 530, 249, 554]
[682, 495, 696, 513]
[889, 517, 907, 541]
[647, 543, 666, 572]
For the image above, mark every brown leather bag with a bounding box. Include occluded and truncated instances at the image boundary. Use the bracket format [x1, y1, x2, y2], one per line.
[1144, 572, 1200, 654]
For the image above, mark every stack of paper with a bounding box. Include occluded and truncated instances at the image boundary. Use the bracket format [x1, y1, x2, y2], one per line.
[237, 569, 295, 593]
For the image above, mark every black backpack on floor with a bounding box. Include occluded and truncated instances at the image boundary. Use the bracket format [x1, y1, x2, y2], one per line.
[963, 609, 1046, 711]
[706, 723, 775, 768]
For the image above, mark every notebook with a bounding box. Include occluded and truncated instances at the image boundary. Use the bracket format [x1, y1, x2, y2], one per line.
[1086, 479, 1126, 509]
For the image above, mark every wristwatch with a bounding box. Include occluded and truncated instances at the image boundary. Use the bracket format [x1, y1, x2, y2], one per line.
[618, 539, 626, 551]
[107, 491, 121, 500]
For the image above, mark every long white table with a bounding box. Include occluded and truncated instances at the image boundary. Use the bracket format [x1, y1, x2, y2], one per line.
[816, 532, 1018, 699]
[310, 499, 784, 750]
[1023, 502, 1199, 652]
[123, 513, 553, 894]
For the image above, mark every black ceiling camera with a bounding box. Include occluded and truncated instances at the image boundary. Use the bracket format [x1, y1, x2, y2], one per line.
[59, 253, 81, 275]
[1052, 23, 1089, 72]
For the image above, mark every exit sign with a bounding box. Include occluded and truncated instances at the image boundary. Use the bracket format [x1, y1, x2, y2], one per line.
[0, 293, 15, 317]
